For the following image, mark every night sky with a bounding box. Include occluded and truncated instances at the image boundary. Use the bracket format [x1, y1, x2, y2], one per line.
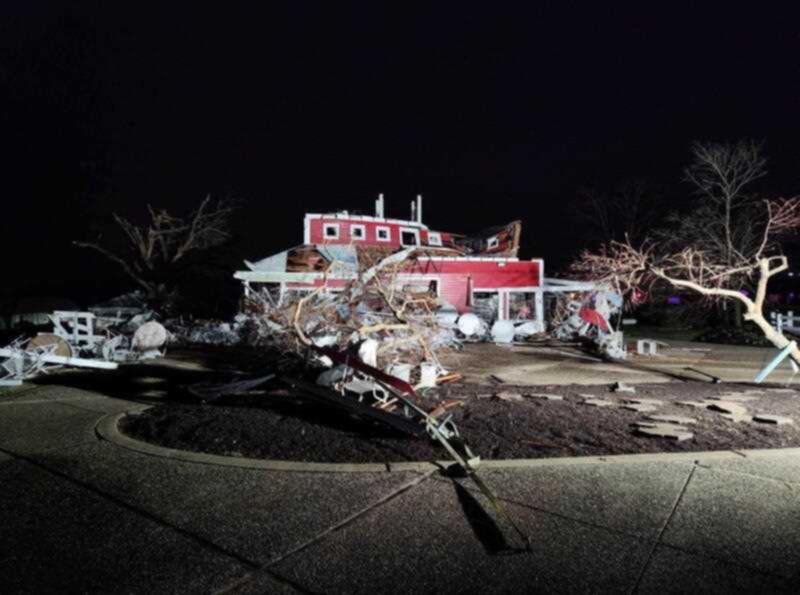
[3, 3, 800, 305]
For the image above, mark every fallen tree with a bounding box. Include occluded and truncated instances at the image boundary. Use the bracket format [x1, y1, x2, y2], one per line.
[571, 198, 800, 364]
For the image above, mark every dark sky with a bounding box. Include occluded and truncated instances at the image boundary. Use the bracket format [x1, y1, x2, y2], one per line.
[3, 2, 800, 302]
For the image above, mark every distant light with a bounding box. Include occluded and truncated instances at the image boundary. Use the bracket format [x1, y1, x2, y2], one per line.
[667, 296, 681, 305]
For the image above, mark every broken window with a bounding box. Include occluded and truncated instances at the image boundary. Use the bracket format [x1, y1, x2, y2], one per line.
[323, 223, 340, 239]
[399, 279, 438, 296]
[471, 291, 499, 324]
[376, 226, 391, 242]
[401, 229, 419, 246]
[509, 292, 537, 320]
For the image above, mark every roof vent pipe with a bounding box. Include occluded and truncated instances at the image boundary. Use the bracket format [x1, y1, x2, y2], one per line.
[410, 199, 416, 222]
[416, 194, 423, 223]
[376, 193, 384, 218]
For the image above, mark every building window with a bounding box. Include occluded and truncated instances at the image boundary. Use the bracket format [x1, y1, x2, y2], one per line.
[400, 228, 419, 246]
[350, 224, 366, 241]
[399, 279, 439, 296]
[471, 291, 500, 324]
[376, 226, 391, 242]
[323, 223, 340, 240]
[428, 232, 442, 246]
[487, 236, 500, 249]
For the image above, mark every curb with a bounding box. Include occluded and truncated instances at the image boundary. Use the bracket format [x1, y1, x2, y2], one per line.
[96, 411, 800, 474]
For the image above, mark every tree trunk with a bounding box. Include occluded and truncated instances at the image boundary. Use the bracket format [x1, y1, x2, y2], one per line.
[744, 308, 800, 366]
[732, 299, 743, 327]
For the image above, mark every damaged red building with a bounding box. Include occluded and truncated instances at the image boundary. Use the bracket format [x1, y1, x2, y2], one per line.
[235, 195, 550, 329]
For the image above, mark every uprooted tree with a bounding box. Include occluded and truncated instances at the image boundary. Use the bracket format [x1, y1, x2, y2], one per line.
[74, 196, 237, 310]
[571, 197, 800, 365]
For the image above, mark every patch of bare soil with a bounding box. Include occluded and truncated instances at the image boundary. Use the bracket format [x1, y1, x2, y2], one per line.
[120, 381, 800, 463]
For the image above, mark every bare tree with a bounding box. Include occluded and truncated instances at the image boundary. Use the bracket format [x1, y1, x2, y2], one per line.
[571, 198, 800, 364]
[651, 141, 768, 325]
[681, 140, 767, 265]
[75, 196, 237, 303]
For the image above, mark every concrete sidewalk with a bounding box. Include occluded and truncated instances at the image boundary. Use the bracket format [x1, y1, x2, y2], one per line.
[443, 340, 800, 386]
[1, 384, 798, 593]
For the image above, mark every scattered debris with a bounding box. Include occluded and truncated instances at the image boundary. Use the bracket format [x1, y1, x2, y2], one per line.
[553, 286, 626, 360]
[710, 394, 759, 402]
[720, 413, 752, 423]
[490, 320, 516, 344]
[622, 403, 658, 413]
[623, 397, 664, 405]
[676, 401, 709, 409]
[612, 381, 636, 393]
[524, 392, 564, 401]
[644, 414, 697, 425]
[636, 339, 668, 356]
[583, 398, 615, 407]
[633, 423, 694, 442]
[493, 391, 524, 402]
[753, 414, 794, 425]
[1, 306, 168, 384]
[1, 336, 118, 385]
[707, 402, 749, 416]
[684, 367, 721, 383]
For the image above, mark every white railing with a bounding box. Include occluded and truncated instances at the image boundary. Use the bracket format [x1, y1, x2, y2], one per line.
[770, 310, 800, 333]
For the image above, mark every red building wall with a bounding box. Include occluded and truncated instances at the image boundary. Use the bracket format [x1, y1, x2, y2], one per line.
[307, 216, 454, 247]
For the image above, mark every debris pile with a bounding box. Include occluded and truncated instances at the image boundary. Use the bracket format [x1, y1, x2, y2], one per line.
[166, 319, 244, 346]
[553, 286, 626, 359]
[242, 248, 460, 385]
[0, 309, 167, 385]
